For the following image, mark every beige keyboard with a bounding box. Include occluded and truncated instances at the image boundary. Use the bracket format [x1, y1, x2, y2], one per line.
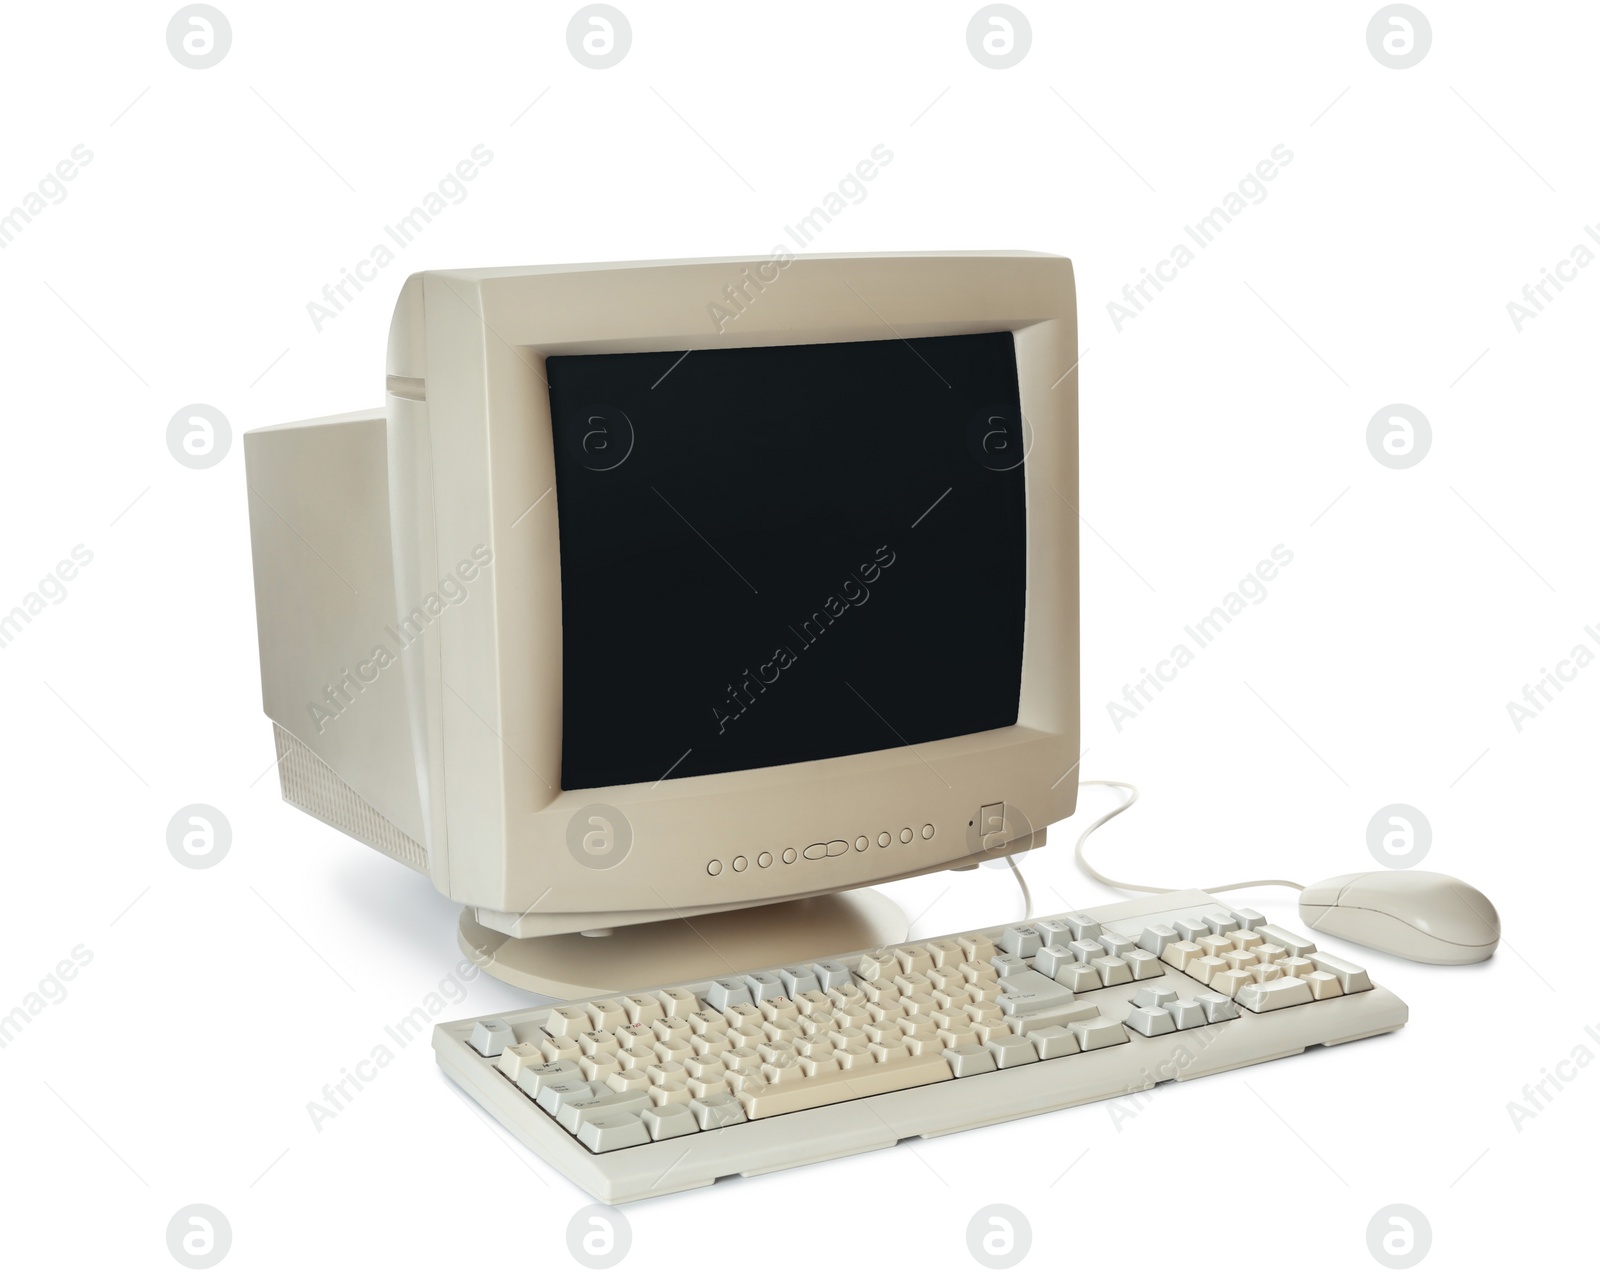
[434, 889, 1407, 1202]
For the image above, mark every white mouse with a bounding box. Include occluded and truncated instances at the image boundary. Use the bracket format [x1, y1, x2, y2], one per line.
[1299, 870, 1499, 965]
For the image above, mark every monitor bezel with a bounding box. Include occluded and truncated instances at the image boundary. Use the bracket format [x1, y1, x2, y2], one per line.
[390, 253, 1080, 933]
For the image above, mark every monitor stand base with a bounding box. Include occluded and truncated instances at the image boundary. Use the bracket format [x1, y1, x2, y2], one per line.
[458, 889, 909, 999]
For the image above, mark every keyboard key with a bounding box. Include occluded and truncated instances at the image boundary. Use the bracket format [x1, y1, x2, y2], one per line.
[1068, 939, 1106, 964]
[707, 978, 755, 1011]
[738, 1052, 955, 1117]
[1193, 991, 1239, 1023]
[1169, 999, 1206, 1030]
[586, 1000, 629, 1031]
[540, 1035, 582, 1062]
[1139, 924, 1178, 956]
[743, 971, 786, 1002]
[691, 1093, 748, 1129]
[1202, 911, 1235, 936]
[1187, 956, 1228, 987]
[999, 925, 1044, 958]
[1161, 941, 1202, 972]
[1098, 931, 1135, 958]
[1026, 1025, 1080, 1059]
[1092, 956, 1133, 987]
[924, 938, 964, 968]
[1002, 1001, 1098, 1037]
[608, 1068, 653, 1093]
[468, 1018, 515, 1057]
[1132, 986, 1177, 1008]
[1304, 971, 1344, 1000]
[545, 1005, 589, 1037]
[1310, 953, 1373, 993]
[1069, 1017, 1129, 1051]
[579, 1112, 650, 1153]
[957, 933, 998, 962]
[578, 1030, 620, 1057]
[655, 988, 700, 1017]
[578, 1054, 622, 1083]
[1237, 977, 1313, 1013]
[1229, 907, 1267, 931]
[648, 1081, 692, 1109]
[1035, 918, 1074, 949]
[614, 1025, 654, 1055]
[759, 996, 800, 1024]
[811, 960, 853, 991]
[688, 1008, 727, 1035]
[536, 1077, 600, 1116]
[495, 1041, 542, 1081]
[1054, 962, 1102, 992]
[1255, 925, 1317, 958]
[622, 994, 665, 1024]
[1033, 944, 1076, 978]
[996, 970, 1075, 1012]
[515, 1059, 581, 1097]
[1175, 917, 1210, 943]
[990, 953, 1030, 977]
[778, 965, 822, 996]
[857, 950, 897, 980]
[987, 1035, 1039, 1068]
[1124, 950, 1163, 979]
[943, 1043, 998, 1077]
[1211, 969, 1254, 997]
[1063, 912, 1101, 941]
[565, 1092, 652, 1131]
[643, 1105, 699, 1141]
[1126, 1005, 1176, 1036]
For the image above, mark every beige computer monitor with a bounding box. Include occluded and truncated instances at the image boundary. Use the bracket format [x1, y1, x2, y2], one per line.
[246, 252, 1079, 993]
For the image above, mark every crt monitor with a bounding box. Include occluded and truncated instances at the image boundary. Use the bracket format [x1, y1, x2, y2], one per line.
[244, 252, 1080, 994]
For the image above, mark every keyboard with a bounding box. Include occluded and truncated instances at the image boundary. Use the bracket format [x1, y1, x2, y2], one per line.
[434, 889, 1406, 1202]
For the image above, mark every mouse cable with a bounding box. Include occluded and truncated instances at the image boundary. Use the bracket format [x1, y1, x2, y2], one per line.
[1076, 780, 1306, 896]
[1004, 854, 1033, 921]
[1000, 779, 1297, 927]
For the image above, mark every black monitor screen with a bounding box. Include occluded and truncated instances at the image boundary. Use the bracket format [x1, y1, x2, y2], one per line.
[547, 332, 1027, 790]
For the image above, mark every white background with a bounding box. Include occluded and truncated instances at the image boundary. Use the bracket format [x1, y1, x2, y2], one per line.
[2, 1, 1594, 1269]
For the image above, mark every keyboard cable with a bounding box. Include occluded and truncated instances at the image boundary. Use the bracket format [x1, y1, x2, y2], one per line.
[1002, 779, 1304, 925]
[1074, 779, 1306, 896]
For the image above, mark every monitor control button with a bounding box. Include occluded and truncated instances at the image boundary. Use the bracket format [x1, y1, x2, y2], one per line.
[899, 828, 913, 843]
[732, 855, 748, 872]
[782, 847, 797, 864]
[802, 843, 828, 860]
[825, 840, 848, 857]
[877, 832, 891, 847]
[922, 824, 935, 839]
[707, 860, 723, 875]
[758, 851, 773, 868]
[854, 836, 868, 851]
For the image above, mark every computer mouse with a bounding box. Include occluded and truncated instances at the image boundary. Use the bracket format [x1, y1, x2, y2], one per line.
[1299, 870, 1499, 965]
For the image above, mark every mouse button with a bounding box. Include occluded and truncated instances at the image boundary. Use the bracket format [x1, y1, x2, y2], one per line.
[1340, 872, 1497, 945]
[1300, 872, 1372, 908]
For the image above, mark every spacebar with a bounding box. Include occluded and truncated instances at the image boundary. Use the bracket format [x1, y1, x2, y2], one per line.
[739, 1055, 955, 1119]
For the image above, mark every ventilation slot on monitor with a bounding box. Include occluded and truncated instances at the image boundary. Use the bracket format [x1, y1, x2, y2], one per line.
[273, 723, 428, 874]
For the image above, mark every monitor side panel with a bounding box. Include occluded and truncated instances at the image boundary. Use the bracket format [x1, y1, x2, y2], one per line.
[244, 412, 433, 870]
[393, 253, 1078, 933]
